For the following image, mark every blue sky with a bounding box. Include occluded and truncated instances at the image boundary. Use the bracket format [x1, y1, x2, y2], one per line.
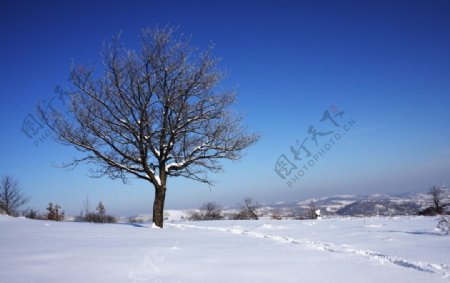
[1, 0, 449, 215]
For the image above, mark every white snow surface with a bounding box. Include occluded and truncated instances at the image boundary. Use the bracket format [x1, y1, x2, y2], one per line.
[1, 215, 449, 282]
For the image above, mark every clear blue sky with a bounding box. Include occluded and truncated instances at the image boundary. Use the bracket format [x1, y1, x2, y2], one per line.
[1, 0, 449, 216]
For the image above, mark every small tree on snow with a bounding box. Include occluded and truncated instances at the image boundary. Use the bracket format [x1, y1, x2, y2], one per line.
[233, 198, 260, 220]
[38, 26, 259, 228]
[438, 216, 450, 234]
[47, 202, 65, 221]
[83, 196, 91, 216]
[307, 201, 319, 219]
[189, 202, 224, 220]
[23, 207, 40, 219]
[96, 201, 105, 222]
[429, 185, 448, 215]
[0, 176, 29, 216]
[83, 201, 116, 223]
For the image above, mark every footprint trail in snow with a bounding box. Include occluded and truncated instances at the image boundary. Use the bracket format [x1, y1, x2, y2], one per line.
[168, 223, 450, 280]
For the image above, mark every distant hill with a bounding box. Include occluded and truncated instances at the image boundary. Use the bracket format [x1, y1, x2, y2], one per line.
[260, 193, 434, 218]
[125, 192, 442, 221]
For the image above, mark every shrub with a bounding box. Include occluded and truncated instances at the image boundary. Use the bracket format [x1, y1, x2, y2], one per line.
[418, 184, 449, 216]
[82, 201, 117, 223]
[438, 216, 450, 234]
[127, 216, 145, 223]
[231, 198, 260, 220]
[188, 202, 224, 221]
[430, 185, 448, 215]
[47, 202, 65, 221]
[0, 176, 29, 216]
[84, 212, 117, 223]
[23, 208, 41, 219]
[269, 208, 284, 220]
[307, 201, 319, 219]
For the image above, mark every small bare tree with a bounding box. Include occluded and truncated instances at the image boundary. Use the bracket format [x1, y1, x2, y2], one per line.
[233, 197, 260, 220]
[82, 201, 116, 223]
[202, 202, 224, 220]
[0, 176, 29, 216]
[188, 202, 224, 220]
[96, 201, 105, 222]
[307, 201, 318, 219]
[438, 216, 450, 234]
[429, 185, 448, 215]
[38, 26, 259, 227]
[23, 207, 40, 219]
[83, 196, 91, 216]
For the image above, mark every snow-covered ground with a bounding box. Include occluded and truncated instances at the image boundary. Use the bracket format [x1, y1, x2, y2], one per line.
[0, 215, 449, 282]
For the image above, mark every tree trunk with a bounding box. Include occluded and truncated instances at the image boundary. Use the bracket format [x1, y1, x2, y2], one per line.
[152, 185, 166, 228]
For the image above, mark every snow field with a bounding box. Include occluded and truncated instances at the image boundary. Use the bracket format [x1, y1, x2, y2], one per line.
[0, 215, 448, 282]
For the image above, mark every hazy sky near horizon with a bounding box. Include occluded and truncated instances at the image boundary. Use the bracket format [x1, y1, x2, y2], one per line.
[1, 0, 449, 215]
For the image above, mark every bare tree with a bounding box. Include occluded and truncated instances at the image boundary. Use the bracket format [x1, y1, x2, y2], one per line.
[0, 176, 29, 216]
[83, 196, 91, 216]
[188, 202, 224, 221]
[232, 197, 260, 220]
[438, 215, 450, 234]
[429, 185, 448, 215]
[82, 200, 116, 223]
[23, 207, 40, 219]
[201, 202, 224, 220]
[307, 201, 319, 219]
[38, 26, 259, 227]
[96, 201, 105, 222]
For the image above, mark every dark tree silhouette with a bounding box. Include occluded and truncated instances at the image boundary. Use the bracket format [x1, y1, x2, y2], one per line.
[47, 202, 65, 221]
[0, 176, 29, 216]
[38, 26, 259, 227]
[307, 201, 319, 219]
[233, 198, 260, 220]
[429, 185, 448, 215]
[96, 201, 105, 221]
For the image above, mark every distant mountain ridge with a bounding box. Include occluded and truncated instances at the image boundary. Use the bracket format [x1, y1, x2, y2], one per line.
[262, 193, 435, 217]
[129, 192, 443, 221]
